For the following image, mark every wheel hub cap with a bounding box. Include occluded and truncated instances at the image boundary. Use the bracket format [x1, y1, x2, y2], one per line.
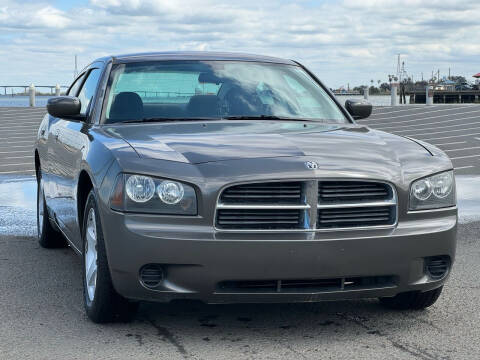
[85, 208, 98, 302]
[37, 182, 44, 236]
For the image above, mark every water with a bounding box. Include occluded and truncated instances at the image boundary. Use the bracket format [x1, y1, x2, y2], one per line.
[0, 96, 52, 107]
[0, 175, 37, 236]
[0, 95, 397, 107]
[0, 174, 477, 237]
[334, 95, 400, 107]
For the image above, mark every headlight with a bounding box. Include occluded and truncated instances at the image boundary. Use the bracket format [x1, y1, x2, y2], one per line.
[125, 175, 155, 203]
[158, 181, 184, 204]
[409, 171, 455, 210]
[111, 174, 197, 215]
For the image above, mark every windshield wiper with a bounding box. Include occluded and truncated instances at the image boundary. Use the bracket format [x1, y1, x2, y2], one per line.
[222, 115, 314, 121]
[121, 117, 221, 124]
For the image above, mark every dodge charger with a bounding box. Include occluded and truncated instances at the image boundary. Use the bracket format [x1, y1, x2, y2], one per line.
[34, 52, 457, 323]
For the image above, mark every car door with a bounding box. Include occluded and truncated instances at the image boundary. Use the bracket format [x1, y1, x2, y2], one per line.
[45, 72, 86, 220]
[48, 67, 102, 248]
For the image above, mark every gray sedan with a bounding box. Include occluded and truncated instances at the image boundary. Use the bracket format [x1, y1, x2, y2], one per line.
[34, 52, 456, 323]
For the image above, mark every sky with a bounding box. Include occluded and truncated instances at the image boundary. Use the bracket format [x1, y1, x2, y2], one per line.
[1, 0, 479, 89]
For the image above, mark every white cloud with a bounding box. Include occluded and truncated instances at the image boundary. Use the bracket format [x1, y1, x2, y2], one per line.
[0, 0, 479, 88]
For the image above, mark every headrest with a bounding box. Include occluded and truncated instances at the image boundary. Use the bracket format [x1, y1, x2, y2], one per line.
[109, 92, 144, 122]
[186, 95, 219, 117]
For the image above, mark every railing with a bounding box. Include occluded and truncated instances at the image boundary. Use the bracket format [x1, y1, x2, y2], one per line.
[0, 85, 69, 106]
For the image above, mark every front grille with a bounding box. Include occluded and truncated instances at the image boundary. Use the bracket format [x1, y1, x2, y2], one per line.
[215, 180, 396, 231]
[216, 209, 303, 230]
[319, 181, 390, 202]
[317, 206, 395, 228]
[220, 182, 302, 204]
[217, 276, 396, 293]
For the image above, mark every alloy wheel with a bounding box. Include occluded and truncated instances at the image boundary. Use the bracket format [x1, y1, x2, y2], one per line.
[37, 181, 44, 237]
[85, 208, 98, 302]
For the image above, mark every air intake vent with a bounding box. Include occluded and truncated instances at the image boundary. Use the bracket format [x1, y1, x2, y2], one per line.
[217, 276, 396, 293]
[139, 264, 165, 289]
[425, 256, 450, 280]
[319, 181, 391, 203]
[220, 182, 302, 204]
[318, 206, 395, 228]
[216, 209, 303, 230]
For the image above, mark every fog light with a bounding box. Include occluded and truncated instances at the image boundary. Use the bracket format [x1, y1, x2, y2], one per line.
[425, 256, 450, 280]
[139, 264, 165, 289]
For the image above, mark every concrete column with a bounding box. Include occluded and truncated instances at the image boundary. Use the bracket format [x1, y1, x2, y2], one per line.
[426, 86, 433, 105]
[391, 83, 398, 106]
[29, 84, 35, 107]
[55, 84, 61, 96]
[363, 87, 369, 100]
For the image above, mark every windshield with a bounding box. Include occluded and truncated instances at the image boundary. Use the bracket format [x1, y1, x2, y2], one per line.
[103, 60, 348, 124]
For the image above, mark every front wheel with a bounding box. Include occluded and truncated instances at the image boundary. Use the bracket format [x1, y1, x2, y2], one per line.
[82, 190, 138, 323]
[379, 286, 443, 310]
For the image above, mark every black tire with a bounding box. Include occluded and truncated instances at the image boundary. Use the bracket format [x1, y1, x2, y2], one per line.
[379, 286, 443, 310]
[82, 190, 138, 323]
[37, 171, 67, 248]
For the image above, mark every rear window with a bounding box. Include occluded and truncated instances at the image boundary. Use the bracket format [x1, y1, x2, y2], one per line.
[112, 71, 221, 104]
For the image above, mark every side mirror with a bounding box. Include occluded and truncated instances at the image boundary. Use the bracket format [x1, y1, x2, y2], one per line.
[47, 96, 83, 120]
[345, 99, 372, 120]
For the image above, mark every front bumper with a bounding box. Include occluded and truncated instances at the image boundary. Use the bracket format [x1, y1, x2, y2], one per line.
[102, 207, 457, 303]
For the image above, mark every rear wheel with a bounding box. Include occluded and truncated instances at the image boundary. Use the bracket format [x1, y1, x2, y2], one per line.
[379, 286, 443, 310]
[37, 171, 66, 248]
[82, 190, 138, 323]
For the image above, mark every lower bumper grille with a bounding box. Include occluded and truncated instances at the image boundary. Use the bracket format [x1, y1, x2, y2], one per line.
[217, 276, 396, 293]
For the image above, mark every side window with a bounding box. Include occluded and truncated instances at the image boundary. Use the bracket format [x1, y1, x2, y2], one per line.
[67, 73, 86, 96]
[77, 68, 102, 115]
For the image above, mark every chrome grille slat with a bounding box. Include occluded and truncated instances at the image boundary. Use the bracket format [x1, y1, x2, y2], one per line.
[321, 191, 388, 198]
[320, 212, 391, 219]
[319, 217, 391, 223]
[317, 200, 396, 209]
[215, 180, 397, 231]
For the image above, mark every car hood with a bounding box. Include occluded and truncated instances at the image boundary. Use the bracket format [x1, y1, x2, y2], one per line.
[104, 120, 430, 166]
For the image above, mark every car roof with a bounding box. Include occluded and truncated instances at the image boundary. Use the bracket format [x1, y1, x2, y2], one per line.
[101, 51, 296, 65]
